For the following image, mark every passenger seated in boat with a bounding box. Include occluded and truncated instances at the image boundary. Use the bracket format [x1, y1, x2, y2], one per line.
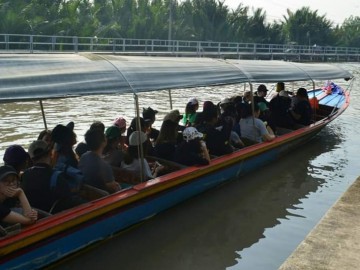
[3, 145, 31, 176]
[113, 116, 128, 151]
[196, 103, 233, 156]
[254, 84, 270, 106]
[242, 91, 253, 104]
[121, 131, 164, 181]
[154, 120, 179, 161]
[240, 103, 275, 143]
[268, 89, 294, 130]
[289, 88, 312, 126]
[163, 109, 185, 136]
[0, 165, 38, 226]
[182, 97, 199, 127]
[103, 126, 124, 167]
[37, 129, 52, 146]
[126, 117, 155, 156]
[79, 129, 121, 194]
[174, 127, 210, 166]
[21, 140, 84, 213]
[193, 100, 215, 127]
[271, 82, 293, 99]
[218, 98, 244, 149]
[102, 126, 137, 185]
[75, 121, 105, 159]
[52, 122, 79, 168]
[143, 107, 160, 143]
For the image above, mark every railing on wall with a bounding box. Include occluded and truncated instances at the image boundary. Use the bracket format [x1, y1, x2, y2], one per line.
[0, 34, 359, 61]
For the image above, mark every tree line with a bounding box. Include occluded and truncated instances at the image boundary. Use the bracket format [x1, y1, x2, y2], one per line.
[0, 0, 359, 47]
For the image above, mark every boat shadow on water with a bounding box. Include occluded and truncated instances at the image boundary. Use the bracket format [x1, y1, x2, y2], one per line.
[57, 128, 344, 270]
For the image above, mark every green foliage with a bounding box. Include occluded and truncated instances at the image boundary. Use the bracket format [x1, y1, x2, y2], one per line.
[0, 0, 357, 48]
[334, 16, 360, 47]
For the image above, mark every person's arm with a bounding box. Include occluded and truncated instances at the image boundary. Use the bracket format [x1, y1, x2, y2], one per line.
[200, 140, 211, 163]
[2, 187, 37, 225]
[258, 120, 275, 142]
[2, 210, 35, 225]
[105, 181, 121, 193]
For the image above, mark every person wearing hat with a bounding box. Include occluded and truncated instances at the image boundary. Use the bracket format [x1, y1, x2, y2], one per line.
[103, 126, 124, 167]
[79, 129, 121, 194]
[163, 109, 185, 134]
[174, 127, 210, 166]
[254, 85, 269, 105]
[182, 97, 199, 127]
[113, 117, 127, 133]
[21, 140, 84, 214]
[142, 107, 160, 143]
[121, 131, 164, 181]
[163, 110, 183, 124]
[3, 145, 30, 175]
[0, 165, 37, 225]
[52, 122, 78, 168]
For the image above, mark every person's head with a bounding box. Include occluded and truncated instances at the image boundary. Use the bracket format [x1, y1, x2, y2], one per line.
[243, 91, 253, 103]
[142, 107, 158, 126]
[113, 117, 127, 134]
[105, 126, 122, 149]
[124, 131, 148, 162]
[219, 98, 232, 111]
[28, 140, 51, 163]
[296, 87, 309, 99]
[3, 145, 30, 172]
[203, 101, 215, 111]
[90, 121, 105, 133]
[37, 130, 52, 145]
[128, 131, 147, 147]
[257, 84, 268, 97]
[185, 97, 199, 114]
[0, 165, 19, 192]
[163, 110, 183, 124]
[128, 117, 146, 133]
[276, 82, 285, 92]
[182, 127, 203, 142]
[202, 104, 218, 124]
[85, 129, 106, 151]
[51, 122, 77, 151]
[156, 120, 178, 145]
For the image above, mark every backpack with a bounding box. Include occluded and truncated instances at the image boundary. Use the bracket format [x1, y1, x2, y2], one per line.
[51, 164, 84, 193]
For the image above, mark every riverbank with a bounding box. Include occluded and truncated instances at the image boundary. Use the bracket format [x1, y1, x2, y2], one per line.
[279, 176, 360, 270]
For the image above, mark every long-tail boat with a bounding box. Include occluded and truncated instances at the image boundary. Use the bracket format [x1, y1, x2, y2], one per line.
[0, 54, 353, 269]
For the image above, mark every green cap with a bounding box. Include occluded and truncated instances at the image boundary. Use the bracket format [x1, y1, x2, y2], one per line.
[105, 126, 121, 139]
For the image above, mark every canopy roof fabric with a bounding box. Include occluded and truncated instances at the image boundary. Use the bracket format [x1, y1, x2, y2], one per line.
[0, 53, 353, 103]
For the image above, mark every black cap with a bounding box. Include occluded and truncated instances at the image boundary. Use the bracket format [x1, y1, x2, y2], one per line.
[0, 165, 18, 182]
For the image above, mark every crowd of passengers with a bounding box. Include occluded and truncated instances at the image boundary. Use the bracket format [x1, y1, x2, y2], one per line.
[0, 84, 313, 228]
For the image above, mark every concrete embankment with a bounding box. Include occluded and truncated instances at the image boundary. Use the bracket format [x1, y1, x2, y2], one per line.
[279, 176, 360, 270]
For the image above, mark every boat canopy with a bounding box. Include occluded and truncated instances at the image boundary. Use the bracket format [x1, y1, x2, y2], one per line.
[0, 53, 353, 103]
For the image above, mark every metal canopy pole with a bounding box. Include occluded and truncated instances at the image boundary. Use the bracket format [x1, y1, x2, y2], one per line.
[168, 89, 173, 110]
[134, 93, 145, 182]
[39, 100, 48, 130]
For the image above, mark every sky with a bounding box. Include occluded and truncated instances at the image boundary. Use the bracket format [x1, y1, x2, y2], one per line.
[223, 0, 360, 25]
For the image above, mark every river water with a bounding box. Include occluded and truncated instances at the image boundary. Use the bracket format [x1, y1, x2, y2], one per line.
[0, 63, 359, 270]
